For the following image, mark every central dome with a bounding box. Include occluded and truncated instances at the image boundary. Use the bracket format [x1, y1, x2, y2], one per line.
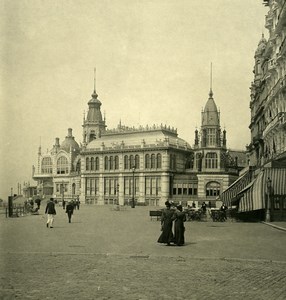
[60, 128, 80, 153]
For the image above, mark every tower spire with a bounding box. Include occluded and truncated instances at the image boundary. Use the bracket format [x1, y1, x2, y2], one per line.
[209, 62, 213, 98]
[94, 67, 96, 93]
[92, 68, 98, 99]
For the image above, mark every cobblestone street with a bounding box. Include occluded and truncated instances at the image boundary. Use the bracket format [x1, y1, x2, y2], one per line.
[1, 204, 286, 299]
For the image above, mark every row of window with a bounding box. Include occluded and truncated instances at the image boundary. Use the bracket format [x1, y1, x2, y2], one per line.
[85, 153, 163, 171]
[85, 176, 161, 196]
[173, 187, 198, 196]
[195, 152, 218, 169]
[172, 182, 220, 197]
[41, 151, 218, 175]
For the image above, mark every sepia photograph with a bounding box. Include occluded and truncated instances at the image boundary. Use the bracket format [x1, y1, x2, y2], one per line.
[1, 0, 286, 299]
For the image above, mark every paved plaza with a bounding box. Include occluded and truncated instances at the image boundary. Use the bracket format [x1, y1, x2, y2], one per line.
[0, 203, 286, 300]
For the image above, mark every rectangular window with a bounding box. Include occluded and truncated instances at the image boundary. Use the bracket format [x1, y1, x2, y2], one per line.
[173, 188, 177, 195]
[95, 178, 99, 195]
[151, 178, 156, 195]
[274, 199, 280, 210]
[104, 178, 109, 195]
[90, 178, 94, 195]
[86, 179, 90, 195]
[156, 178, 161, 195]
[124, 177, 130, 195]
[178, 188, 182, 195]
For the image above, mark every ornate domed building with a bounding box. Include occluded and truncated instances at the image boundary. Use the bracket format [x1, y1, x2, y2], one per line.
[33, 83, 247, 207]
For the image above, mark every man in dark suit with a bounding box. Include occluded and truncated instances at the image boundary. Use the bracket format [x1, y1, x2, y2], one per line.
[45, 198, 56, 228]
[65, 201, 74, 223]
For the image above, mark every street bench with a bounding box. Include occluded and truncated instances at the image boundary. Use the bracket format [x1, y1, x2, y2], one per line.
[149, 210, 162, 221]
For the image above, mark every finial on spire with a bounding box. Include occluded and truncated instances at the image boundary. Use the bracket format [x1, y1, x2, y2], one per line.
[94, 67, 96, 92]
[91, 68, 98, 98]
[209, 62, 213, 98]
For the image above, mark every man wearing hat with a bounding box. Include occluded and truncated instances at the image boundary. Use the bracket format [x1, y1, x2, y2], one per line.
[45, 198, 56, 228]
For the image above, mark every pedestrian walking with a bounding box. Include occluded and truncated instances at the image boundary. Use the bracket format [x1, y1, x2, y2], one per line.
[157, 201, 174, 246]
[65, 201, 74, 223]
[45, 198, 56, 228]
[75, 197, 80, 210]
[220, 203, 228, 221]
[172, 204, 186, 246]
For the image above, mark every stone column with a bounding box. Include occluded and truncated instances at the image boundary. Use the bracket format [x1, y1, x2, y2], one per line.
[98, 174, 104, 205]
[139, 173, 145, 204]
[160, 172, 170, 206]
[80, 176, 86, 203]
[118, 174, 124, 206]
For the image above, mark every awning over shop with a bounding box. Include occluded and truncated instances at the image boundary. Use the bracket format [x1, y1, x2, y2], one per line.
[238, 167, 286, 212]
[238, 171, 264, 212]
[219, 170, 253, 207]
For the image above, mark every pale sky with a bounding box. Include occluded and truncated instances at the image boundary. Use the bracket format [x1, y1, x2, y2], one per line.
[0, 0, 268, 199]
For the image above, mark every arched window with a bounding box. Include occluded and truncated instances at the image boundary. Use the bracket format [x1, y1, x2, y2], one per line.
[104, 156, 109, 170]
[135, 155, 140, 169]
[109, 156, 114, 170]
[89, 130, 96, 141]
[129, 155, 135, 169]
[156, 153, 162, 168]
[151, 154, 156, 168]
[86, 157, 90, 171]
[205, 153, 218, 169]
[90, 157, 95, 171]
[206, 181, 220, 197]
[57, 156, 69, 174]
[170, 154, 176, 169]
[145, 154, 150, 168]
[124, 155, 128, 170]
[41, 157, 52, 174]
[76, 160, 81, 172]
[95, 157, 99, 170]
[207, 129, 216, 146]
[114, 156, 119, 170]
[72, 183, 76, 195]
[195, 153, 202, 170]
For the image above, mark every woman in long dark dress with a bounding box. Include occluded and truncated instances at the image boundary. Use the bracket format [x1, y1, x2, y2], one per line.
[157, 201, 174, 246]
[172, 205, 186, 246]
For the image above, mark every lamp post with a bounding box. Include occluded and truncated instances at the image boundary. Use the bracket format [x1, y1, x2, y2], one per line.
[131, 166, 135, 208]
[265, 177, 272, 222]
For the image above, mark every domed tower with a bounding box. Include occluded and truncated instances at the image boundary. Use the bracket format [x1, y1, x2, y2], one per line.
[200, 88, 222, 148]
[193, 65, 227, 173]
[254, 34, 267, 83]
[82, 72, 106, 144]
[60, 128, 80, 155]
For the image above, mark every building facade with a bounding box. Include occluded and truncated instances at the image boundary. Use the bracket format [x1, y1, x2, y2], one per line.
[33, 86, 246, 207]
[220, 0, 286, 221]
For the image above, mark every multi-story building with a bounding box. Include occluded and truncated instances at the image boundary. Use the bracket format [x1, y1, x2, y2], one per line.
[33, 84, 247, 207]
[220, 0, 286, 221]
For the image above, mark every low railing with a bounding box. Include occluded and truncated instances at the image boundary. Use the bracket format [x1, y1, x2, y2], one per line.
[263, 112, 286, 137]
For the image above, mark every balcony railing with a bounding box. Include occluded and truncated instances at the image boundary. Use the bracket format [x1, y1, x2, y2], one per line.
[263, 112, 286, 137]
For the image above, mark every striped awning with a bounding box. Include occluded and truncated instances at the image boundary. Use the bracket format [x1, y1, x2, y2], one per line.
[238, 168, 286, 212]
[238, 171, 264, 212]
[219, 170, 253, 207]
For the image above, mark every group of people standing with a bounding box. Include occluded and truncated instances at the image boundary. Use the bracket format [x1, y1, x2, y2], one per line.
[45, 197, 80, 228]
[157, 201, 186, 246]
